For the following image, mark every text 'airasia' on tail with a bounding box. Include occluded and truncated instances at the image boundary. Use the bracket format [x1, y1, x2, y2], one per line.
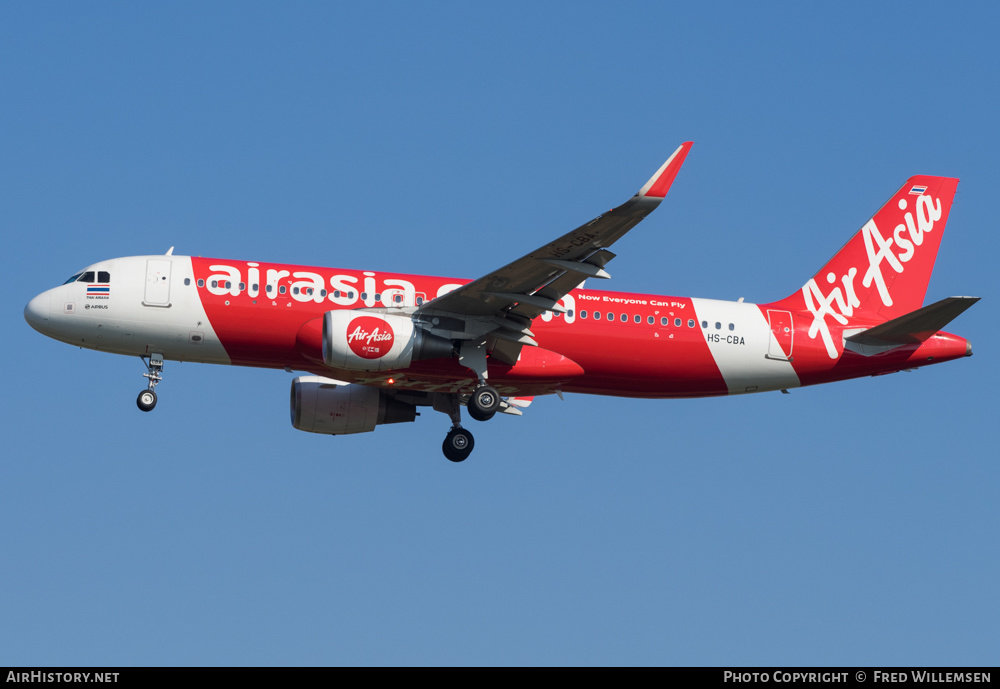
[771, 175, 960, 325]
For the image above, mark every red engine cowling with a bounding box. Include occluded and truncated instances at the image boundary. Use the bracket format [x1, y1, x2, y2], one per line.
[322, 311, 452, 371]
[290, 376, 416, 435]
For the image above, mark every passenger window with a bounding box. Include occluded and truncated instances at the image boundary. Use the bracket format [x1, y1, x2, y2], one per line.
[374, 293, 381, 301]
[661, 317, 668, 326]
[608, 312, 614, 320]
[729, 323, 735, 331]
[580, 310, 587, 319]
[634, 315, 641, 324]
[184, 278, 191, 286]
[567, 309, 574, 318]
[239, 282, 246, 291]
[334, 290, 340, 298]
[361, 292, 368, 300]
[648, 316, 654, 325]
[266, 285, 273, 293]
[320, 289, 327, 297]
[225, 281, 232, 289]
[98, 271, 111, 283]
[620, 314, 627, 322]
[593, 312, 601, 320]
[211, 280, 218, 288]
[675, 318, 681, 327]
[253, 284, 259, 292]
[715, 322, 721, 330]
[197, 279, 204, 288]
[688, 319, 695, 328]
[416, 296, 424, 305]
[292, 287, 299, 294]
[393, 294, 402, 303]
[701, 320, 708, 328]
[279, 285, 286, 294]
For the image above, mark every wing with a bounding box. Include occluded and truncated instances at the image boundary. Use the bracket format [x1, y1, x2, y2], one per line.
[414, 142, 693, 366]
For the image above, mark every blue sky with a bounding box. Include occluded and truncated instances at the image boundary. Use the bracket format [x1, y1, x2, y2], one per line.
[2, 2, 996, 666]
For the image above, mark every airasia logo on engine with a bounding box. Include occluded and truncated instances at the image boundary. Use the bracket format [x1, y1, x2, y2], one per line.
[346, 317, 395, 359]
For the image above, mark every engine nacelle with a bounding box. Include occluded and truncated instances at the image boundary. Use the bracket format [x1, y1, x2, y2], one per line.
[322, 311, 452, 371]
[290, 376, 417, 435]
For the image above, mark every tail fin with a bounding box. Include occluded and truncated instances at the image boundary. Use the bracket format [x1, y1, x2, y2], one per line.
[771, 175, 959, 324]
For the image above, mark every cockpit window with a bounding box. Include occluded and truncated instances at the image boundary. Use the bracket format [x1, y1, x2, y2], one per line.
[75, 270, 110, 284]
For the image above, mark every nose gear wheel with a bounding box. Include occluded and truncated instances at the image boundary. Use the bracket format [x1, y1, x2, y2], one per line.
[137, 353, 164, 412]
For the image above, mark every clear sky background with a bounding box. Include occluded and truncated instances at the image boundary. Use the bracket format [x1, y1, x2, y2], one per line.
[2, 2, 997, 666]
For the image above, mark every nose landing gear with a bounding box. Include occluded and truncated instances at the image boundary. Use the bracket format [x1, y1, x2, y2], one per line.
[137, 353, 164, 412]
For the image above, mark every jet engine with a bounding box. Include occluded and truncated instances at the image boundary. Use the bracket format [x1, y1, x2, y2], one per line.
[322, 311, 453, 371]
[290, 376, 416, 435]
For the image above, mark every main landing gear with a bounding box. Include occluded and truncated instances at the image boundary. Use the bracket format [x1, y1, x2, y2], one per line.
[434, 394, 472, 462]
[444, 341, 503, 456]
[433, 383, 504, 462]
[467, 384, 501, 421]
[137, 353, 164, 412]
[443, 427, 475, 463]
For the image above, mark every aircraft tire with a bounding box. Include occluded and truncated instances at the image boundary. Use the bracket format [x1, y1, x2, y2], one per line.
[137, 389, 157, 412]
[466, 404, 496, 422]
[469, 385, 501, 418]
[443, 428, 474, 462]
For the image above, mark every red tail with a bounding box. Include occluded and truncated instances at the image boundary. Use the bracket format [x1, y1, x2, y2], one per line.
[770, 175, 959, 324]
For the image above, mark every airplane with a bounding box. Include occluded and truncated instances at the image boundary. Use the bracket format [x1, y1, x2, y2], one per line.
[23, 143, 978, 462]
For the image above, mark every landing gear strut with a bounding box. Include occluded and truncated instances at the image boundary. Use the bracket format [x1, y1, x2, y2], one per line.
[433, 393, 474, 462]
[458, 340, 501, 423]
[137, 353, 164, 412]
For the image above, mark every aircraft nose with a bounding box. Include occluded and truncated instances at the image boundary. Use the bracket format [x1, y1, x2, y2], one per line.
[24, 291, 51, 333]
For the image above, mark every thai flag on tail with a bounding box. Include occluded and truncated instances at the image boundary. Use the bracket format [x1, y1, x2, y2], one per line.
[908, 185, 928, 195]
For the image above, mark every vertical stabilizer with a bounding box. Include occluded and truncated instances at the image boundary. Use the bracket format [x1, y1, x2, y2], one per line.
[770, 176, 959, 329]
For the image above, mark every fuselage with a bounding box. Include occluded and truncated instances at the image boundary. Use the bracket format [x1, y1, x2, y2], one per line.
[24, 254, 971, 399]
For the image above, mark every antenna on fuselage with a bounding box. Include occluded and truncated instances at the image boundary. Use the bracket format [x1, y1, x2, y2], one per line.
[165, 246, 174, 256]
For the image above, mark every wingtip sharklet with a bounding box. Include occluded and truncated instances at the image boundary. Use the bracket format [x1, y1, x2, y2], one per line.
[638, 141, 693, 199]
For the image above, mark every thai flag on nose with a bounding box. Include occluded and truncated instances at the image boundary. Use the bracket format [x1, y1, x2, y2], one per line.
[908, 185, 928, 195]
[87, 284, 110, 296]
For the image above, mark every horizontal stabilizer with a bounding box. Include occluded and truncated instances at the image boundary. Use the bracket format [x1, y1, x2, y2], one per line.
[845, 296, 980, 347]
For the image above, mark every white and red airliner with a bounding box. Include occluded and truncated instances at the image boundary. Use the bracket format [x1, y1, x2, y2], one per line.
[24, 143, 977, 461]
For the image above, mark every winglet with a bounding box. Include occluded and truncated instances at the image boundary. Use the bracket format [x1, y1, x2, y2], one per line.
[638, 142, 693, 199]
